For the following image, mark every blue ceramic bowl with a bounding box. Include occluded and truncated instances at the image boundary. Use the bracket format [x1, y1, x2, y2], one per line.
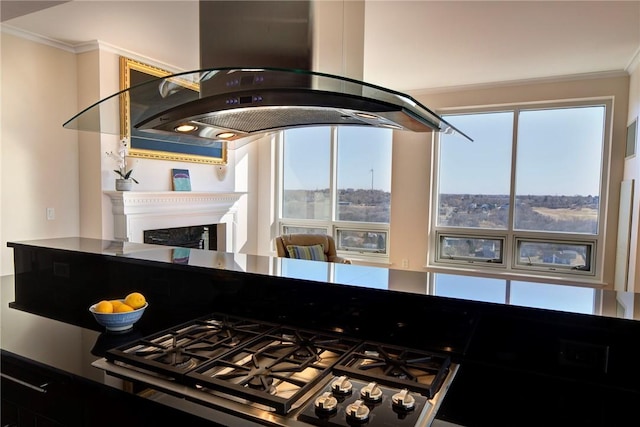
[89, 301, 148, 332]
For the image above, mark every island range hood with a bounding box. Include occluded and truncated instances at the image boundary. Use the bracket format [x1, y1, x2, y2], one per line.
[63, 1, 471, 146]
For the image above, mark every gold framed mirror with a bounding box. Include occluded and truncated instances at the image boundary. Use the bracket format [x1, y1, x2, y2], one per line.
[119, 57, 227, 164]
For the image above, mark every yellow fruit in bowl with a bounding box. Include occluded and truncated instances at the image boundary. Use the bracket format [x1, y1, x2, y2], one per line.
[124, 292, 146, 310]
[114, 303, 134, 313]
[94, 300, 114, 313]
[109, 300, 124, 310]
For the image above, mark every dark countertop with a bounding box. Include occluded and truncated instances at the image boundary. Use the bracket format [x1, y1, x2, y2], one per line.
[1, 274, 104, 382]
[0, 275, 238, 426]
[6, 237, 639, 322]
[4, 237, 640, 426]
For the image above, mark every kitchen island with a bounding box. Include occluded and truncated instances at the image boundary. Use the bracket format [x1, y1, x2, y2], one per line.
[3, 237, 640, 426]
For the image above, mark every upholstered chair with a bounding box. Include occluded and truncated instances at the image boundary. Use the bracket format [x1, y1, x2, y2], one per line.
[275, 234, 351, 264]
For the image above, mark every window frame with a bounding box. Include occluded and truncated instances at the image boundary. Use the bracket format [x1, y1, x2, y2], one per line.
[335, 223, 390, 257]
[430, 98, 612, 281]
[435, 231, 505, 267]
[512, 237, 596, 275]
[276, 126, 392, 263]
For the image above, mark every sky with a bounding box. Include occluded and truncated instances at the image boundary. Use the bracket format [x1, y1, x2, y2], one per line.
[283, 126, 393, 192]
[440, 105, 606, 196]
[282, 105, 605, 197]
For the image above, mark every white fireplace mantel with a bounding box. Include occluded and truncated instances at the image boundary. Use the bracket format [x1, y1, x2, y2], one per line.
[104, 191, 245, 250]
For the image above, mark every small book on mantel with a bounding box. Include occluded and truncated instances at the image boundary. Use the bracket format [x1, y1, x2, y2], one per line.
[172, 168, 191, 191]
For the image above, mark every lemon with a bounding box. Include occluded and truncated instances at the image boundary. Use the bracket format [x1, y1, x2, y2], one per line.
[124, 292, 146, 310]
[94, 300, 114, 313]
[114, 303, 134, 313]
[109, 300, 124, 310]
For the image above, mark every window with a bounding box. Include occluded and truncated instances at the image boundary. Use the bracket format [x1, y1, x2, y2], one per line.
[515, 238, 594, 272]
[433, 101, 609, 278]
[437, 234, 504, 263]
[279, 126, 393, 260]
[282, 127, 332, 221]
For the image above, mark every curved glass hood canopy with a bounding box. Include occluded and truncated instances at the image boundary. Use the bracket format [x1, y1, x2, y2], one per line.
[63, 66, 472, 147]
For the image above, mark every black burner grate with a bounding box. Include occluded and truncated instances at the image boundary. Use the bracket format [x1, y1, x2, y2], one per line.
[106, 313, 277, 380]
[332, 342, 451, 399]
[185, 327, 360, 414]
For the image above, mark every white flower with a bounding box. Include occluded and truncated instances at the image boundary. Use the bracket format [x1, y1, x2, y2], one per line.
[106, 138, 138, 183]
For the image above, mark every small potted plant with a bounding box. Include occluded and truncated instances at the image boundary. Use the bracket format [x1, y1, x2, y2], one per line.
[107, 138, 139, 191]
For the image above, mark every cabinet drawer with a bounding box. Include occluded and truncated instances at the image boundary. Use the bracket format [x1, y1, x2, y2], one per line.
[1, 350, 81, 427]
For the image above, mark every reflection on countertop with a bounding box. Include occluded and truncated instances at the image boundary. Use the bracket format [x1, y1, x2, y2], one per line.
[8, 237, 640, 323]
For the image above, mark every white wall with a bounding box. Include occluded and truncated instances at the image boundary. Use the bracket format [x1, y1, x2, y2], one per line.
[1, 33, 80, 275]
[626, 61, 640, 291]
[0, 34, 239, 276]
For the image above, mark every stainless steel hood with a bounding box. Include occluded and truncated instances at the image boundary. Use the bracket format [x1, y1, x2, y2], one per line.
[63, 1, 471, 145]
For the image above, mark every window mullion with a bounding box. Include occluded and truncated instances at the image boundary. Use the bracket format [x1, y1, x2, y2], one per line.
[276, 131, 284, 222]
[507, 108, 520, 267]
[330, 126, 338, 226]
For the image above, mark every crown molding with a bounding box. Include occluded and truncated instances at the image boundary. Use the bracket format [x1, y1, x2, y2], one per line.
[626, 46, 640, 75]
[1, 24, 75, 52]
[73, 40, 183, 73]
[409, 70, 631, 96]
[1, 25, 186, 73]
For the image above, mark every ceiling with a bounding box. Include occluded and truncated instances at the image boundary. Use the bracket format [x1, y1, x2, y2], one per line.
[1, 0, 639, 92]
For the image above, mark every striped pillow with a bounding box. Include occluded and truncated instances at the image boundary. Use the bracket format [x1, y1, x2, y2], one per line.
[286, 244, 327, 261]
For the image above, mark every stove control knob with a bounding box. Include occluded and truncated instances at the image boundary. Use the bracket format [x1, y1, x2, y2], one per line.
[360, 382, 383, 402]
[346, 399, 370, 422]
[392, 389, 416, 410]
[314, 392, 338, 412]
[331, 375, 353, 395]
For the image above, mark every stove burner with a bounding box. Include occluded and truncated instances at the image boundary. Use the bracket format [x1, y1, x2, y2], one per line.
[106, 314, 278, 380]
[247, 375, 277, 395]
[293, 347, 315, 359]
[279, 333, 328, 361]
[333, 342, 451, 398]
[157, 352, 197, 370]
[360, 349, 436, 381]
[248, 375, 273, 389]
[390, 368, 407, 378]
[185, 327, 360, 415]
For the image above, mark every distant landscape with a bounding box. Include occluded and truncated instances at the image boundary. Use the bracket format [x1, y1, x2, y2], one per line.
[283, 189, 391, 222]
[438, 194, 599, 233]
[283, 190, 599, 234]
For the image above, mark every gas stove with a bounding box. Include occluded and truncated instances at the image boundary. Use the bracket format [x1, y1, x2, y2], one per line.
[92, 313, 458, 427]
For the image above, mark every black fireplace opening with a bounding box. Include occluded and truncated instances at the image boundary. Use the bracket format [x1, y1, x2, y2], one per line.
[144, 225, 218, 250]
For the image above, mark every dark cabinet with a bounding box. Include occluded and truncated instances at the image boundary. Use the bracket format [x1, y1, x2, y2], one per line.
[1, 350, 79, 427]
[1, 350, 223, 427]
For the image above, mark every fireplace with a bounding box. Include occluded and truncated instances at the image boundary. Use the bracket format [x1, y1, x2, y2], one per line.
[144, 224, 221, 250]
[105, 191, 244, 252]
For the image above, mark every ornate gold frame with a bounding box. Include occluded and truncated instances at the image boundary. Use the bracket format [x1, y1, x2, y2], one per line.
[119, 57, 227, 165]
